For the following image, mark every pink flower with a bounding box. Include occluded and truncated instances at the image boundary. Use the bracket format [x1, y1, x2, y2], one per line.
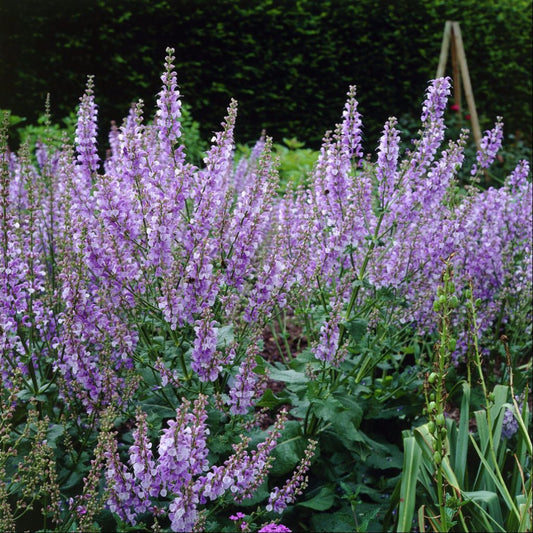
[258, 524, 292, 533]
[450, 103, 460, 112]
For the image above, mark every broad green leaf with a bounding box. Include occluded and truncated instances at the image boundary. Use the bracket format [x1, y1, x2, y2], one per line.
[312, 396, 344, 423]
[517, 490, 532, 532]
[46, 423, 65, 450]
[462, 491, 506, 532]
[311, 508, 356, 532]
[297, 486, 335, 511]
[216, 324, 234, 347]
[270, 421, 307, 476]
[469, 433, 521, 522]
[140, 403, 177, 420]
[268, 367, 308, 384]
[256, 388, 285, 408]
[454, 381, 471, 487]
[343, 317, 368, 344]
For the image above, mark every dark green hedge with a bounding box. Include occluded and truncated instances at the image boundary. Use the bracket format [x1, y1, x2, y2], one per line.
[1, 0, 531, 151]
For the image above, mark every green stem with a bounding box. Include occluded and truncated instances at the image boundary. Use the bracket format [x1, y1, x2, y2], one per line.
[340, 209, 387, 346]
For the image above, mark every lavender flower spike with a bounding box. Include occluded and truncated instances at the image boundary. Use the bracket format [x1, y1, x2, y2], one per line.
[75, 75, 100, 179]
[155, 47, 183, 160]
[228, 343, 264, 415]
[190, 310, 222, 382]
[375, 116, 401, 208]
[471, 117, 504, 175]
[266, 439, 317, 513]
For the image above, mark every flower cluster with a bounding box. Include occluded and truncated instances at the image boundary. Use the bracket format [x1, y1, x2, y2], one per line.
[501, 396, 524, 440]
[105, 405, 287, 531]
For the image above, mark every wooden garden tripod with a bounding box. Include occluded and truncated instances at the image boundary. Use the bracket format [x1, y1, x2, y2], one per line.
[436, 21, 482, 151]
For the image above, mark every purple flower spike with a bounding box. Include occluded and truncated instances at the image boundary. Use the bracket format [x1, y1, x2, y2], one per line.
[228, 343, 264, 415]
[266, 439, 317, 513]
[471, 117, 504, 175]
[190, 310, 222, 382]
[75, 76, 100, 179]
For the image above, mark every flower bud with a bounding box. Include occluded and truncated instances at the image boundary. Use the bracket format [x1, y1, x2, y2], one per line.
[448, 338, 457, 352]
[433, 451, 442, 465]
[436, 413, 445, 426]
[449, 295, 459, 308]
[428, 401, 437, 412]
[428, 421, 436, 434]
[428, 372, 438, 384]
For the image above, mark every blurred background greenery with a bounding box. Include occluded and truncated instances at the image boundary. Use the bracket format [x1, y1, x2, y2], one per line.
[1, 0, 531, 154]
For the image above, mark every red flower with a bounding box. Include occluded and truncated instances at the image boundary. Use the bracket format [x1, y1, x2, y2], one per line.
[450, 104, 460, 112]
[465, 114, 471, 120]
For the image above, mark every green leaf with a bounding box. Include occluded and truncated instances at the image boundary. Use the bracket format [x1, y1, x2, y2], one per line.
[268, 367, 308, 384]
[463, 491, 503, 527]
[216, 324, 234, 347]
[256, 388, 285, 408]
[468, 433, 521, 523]
[46, 424, 65, 450]
[312, 396, 344, 422]
[343, 317, 368, 344]
[298, 486, 335, 511]
[270, 421, 307, 476]
[397, 436, 422, 533]
[311, 508, 356, 532]
[454, 381, 471, 486]
[140, 403, 177, 421]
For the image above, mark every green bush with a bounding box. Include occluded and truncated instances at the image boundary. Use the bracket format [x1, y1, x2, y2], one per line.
[0, 0, 530, 152]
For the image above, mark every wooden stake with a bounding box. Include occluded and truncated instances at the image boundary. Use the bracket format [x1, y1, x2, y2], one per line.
[436, 21, 482, 151]
[436, 21, 452, 78]
[451, 29, 462, 126]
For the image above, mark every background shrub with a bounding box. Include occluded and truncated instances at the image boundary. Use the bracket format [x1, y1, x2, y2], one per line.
[1, 0, 531, 153]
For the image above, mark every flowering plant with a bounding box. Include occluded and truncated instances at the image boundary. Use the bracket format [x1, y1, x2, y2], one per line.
[0, 48, 530, 532]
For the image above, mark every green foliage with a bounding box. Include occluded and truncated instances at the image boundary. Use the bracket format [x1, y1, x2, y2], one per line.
[1, 0, 530, 151]
[394, 266, 532, 532]
[237, 137, 318, 191]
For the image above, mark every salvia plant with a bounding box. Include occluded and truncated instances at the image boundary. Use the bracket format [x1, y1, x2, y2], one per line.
[0, 48, 531, 532]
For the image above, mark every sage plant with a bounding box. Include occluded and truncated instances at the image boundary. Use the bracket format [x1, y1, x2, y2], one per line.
[0, 45, 530, 532]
